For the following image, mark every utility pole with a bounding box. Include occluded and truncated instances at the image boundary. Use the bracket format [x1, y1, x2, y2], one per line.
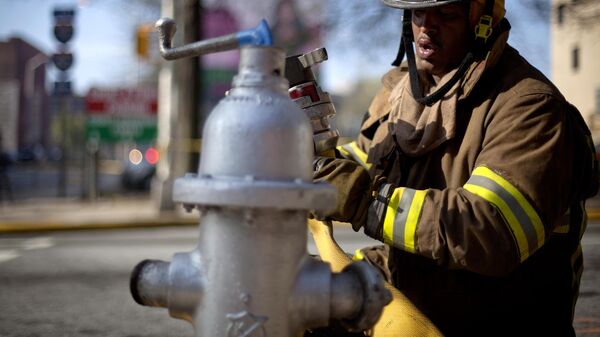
[153, 0, 200, 211]
[51, 7, 76, 198]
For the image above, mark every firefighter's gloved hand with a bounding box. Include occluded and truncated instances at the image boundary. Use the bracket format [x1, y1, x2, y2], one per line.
[363, 182, 396, 242]
[312, 157, 374, 232]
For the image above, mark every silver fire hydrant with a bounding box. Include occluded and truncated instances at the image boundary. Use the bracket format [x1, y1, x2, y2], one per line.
[130, 18, 391, 337]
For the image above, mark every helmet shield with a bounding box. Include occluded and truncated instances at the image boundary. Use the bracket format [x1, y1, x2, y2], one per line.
[382, 0, 465, 9]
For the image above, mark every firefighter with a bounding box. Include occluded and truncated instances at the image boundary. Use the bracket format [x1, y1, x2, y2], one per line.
[314, 0, 599, 336]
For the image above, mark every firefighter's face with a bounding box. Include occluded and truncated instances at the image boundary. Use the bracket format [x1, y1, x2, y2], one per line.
[411, 4, 471, 77]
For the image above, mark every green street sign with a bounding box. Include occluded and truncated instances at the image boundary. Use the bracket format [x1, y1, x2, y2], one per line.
[86, 116, 157, 144]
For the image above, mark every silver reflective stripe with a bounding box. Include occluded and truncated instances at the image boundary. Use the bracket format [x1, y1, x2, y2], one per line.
[468, 175, 539, 257]
[392, 188, 416, 245]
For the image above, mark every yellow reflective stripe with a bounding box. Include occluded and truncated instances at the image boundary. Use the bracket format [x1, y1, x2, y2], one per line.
[382, 187, 427, 253]
[336, 144, 352, 159]
[347, 142, 370, 168]
[383, 188, 403, 246]
[578, 201, 587, 240]
[474, 166, 545, 245]
[352, 248, 365, 261]
[553, 224, 570, 234]
[404, 190, 427, 253]
[464, 166, 546, 261]
[553, 210, 570, 234]
[463, 183, 530, 261]
[337, 144, 351, 159]
[336, 141, 372, 170]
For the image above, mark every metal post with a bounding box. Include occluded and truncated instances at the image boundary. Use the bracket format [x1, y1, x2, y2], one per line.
[83, 139, 99, 201]
[153, 0, 198, 211]
[57, 89, 69, 198]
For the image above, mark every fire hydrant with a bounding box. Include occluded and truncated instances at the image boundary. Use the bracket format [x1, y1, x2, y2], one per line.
[129, 18, 391, 337]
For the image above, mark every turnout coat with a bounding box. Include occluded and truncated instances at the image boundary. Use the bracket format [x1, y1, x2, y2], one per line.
[338, 25, 597, 337]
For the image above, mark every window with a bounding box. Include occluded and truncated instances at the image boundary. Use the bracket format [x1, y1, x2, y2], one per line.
[596, 88, 600, 116]
[572, 46, 580, 72]
[557, 4, 566, 25]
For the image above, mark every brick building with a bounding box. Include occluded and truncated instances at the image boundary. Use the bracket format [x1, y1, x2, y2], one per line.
[0, 37, 49, 157]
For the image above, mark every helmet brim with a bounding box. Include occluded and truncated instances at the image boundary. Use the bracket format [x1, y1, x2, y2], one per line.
[381, 0, 465, 9]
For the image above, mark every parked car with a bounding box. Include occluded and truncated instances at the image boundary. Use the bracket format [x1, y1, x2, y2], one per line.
[121, 146, 159, 191]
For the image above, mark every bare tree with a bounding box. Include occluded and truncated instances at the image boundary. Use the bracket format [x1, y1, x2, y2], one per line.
[323, 1, 401, 53]
[523, 0, 600, 26]
[521, 0, 551, 21]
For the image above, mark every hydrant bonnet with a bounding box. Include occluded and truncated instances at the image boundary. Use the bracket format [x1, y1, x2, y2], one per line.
[173, 46, 335, 211]
[200, 46, 313, 181]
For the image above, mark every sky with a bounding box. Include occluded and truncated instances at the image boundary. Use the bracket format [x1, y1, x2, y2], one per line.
[323, 0, 551, 92]
[0, 0, 156, 94]
[0, 0, 551, 96]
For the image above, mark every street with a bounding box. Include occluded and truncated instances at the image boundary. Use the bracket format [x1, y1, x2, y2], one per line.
[0, 223, 599, 336]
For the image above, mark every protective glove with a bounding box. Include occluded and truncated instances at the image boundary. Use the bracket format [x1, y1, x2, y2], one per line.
[364, 182, 396, 241]
[313, 157, 388, 232]
[312, 157, 370, 230]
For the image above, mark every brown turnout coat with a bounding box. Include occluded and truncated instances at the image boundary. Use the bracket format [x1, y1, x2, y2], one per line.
[353, 28, 594, 336]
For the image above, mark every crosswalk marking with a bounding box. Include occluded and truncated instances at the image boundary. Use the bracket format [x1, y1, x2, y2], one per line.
[22, 237, 54, 250]
[0, 237, 54, 264]
[0, 249, 19, 263]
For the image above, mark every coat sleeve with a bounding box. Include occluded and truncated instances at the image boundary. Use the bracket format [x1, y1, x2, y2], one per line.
[382, 92, 576, 277]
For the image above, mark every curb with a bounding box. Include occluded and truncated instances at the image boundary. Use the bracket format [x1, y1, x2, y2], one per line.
[0, 217, 197, 234]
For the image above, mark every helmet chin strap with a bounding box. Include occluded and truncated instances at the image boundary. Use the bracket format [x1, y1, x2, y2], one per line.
[404, 10, 475, 106]
[391, 0, 496, 107]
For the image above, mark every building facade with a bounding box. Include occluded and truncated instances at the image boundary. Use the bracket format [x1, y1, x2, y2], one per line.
[551, 0, 600, 141]
[0, 37, 49, 156]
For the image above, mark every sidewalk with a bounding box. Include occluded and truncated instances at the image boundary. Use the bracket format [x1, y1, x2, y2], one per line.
[1, 195, 600, 234]
[0, 196, 197, 233]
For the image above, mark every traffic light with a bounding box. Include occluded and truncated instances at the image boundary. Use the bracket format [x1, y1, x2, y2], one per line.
[136, 23, 154, 59]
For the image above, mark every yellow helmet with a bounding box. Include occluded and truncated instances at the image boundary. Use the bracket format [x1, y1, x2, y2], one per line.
[470, 0, 505, 28]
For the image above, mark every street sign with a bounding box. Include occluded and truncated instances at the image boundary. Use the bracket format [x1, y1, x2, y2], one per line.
[85, 87, 158, 143]
[52, 52, 73, 71]
[85, 87, 157, 116]
[53, 25, 74, 44]
[86, 116, 157, 144]
[53, 81, 72, 96]
[53, 8, 75, 43]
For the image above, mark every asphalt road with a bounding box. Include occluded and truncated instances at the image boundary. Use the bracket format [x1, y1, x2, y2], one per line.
[0, 224, 598, 336]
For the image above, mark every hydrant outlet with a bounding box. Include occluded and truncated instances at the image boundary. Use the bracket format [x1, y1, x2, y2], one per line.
[338, 261, 393, 332]
[130, 259, 170, 308]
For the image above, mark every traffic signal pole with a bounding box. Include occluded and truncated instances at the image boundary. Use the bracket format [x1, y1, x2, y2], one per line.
[153, 0, 199, 211]
[52, 8, 76, 198]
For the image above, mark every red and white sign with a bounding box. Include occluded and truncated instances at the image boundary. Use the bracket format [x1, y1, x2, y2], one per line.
[85, 87, 158, 116]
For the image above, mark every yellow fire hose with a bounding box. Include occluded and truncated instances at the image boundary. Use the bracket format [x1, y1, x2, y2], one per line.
[308, 219, 443, 337]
